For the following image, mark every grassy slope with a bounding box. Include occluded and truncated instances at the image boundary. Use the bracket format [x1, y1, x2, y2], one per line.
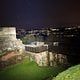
[54, 64, 80, 80]
[0, 59, 66, 80]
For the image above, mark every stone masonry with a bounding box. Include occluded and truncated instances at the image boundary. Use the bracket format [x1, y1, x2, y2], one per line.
[25, 42, 68, 66]
[0, 27, 25, 55]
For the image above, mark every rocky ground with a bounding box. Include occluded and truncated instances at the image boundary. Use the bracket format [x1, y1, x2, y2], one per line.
[0, 50, 25, 69]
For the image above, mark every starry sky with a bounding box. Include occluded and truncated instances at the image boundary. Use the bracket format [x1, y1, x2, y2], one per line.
[0, 0, 80, 29]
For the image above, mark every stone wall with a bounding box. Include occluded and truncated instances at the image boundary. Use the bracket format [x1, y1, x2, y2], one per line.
[26, 51, 68, 67]
[0, 27, 16, 40]
[0, 27, 25, 55]
[49, 52, 68, 66]
[26, 51, 48, 66]
[0, 51, 25, 69]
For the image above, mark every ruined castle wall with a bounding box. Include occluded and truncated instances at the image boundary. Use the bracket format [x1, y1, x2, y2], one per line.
[26, 51, 48, 66]
[0, 27, 25, 55]
[26, 50, 68, 66]
[49, 52, 68, 66]
[0, 27, 16, 40]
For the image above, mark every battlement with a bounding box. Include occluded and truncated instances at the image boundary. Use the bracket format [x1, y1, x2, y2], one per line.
[25, 42, 48, 53]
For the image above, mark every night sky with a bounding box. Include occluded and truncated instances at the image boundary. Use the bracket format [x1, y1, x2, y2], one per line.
[0, 0, 80, 29]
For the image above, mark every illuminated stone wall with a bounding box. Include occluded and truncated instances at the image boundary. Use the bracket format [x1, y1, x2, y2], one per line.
[0, 27, 25, 55]
[0, 27, 16, 40]
[26, 51, 68, 66]
[26, 51, 48, 66]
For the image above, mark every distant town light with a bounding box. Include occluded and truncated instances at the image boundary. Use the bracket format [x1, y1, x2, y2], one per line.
[78, 26, 80, 28]
[53, 42, 59, 46]
[50, 28, 59, 31]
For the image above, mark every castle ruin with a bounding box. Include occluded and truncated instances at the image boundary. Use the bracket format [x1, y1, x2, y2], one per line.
[0, 27, 68, 67]
[25, 42, 68, 66]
